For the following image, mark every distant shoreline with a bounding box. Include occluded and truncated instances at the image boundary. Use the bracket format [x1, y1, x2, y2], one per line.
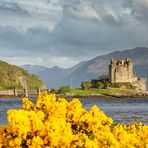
[63, 94, 148, 99]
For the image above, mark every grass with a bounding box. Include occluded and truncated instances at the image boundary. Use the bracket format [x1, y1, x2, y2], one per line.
[64, 88, 136, 97]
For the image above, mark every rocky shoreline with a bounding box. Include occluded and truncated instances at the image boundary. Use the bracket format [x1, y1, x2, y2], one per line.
[61, 93, 148, 99]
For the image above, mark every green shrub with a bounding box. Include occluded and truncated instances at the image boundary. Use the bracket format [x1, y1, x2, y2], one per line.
[81, 82, 92, 90]
[96, 82, 104, 89]
[58, 86, 71, 94]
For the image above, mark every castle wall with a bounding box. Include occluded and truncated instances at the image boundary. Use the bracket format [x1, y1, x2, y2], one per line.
[109, 59, 136, 83]
[132, 78, 147, 93]
[109, 59, 147, 92]
[114, 65, 131, 83]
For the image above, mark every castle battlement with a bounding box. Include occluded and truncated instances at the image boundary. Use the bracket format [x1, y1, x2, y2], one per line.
[110, 59, 133, 67]
[109, 58, 147, 92]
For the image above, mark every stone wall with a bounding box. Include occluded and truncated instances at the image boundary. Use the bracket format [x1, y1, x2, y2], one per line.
[109, 59, 137, 83]
[132, 78, 147, 92]
[109, 59, 147, 93]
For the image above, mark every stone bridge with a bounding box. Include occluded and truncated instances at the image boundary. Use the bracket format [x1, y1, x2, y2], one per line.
[0, 89, 50, 97]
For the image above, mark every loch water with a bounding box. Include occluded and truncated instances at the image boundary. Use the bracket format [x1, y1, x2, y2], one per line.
[0, 97, 148, 125]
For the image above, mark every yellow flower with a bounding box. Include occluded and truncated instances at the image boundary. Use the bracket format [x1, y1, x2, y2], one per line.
[0, 92, 147, 148]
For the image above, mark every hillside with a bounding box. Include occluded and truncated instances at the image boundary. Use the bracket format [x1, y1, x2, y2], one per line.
[0, 61, 44, 90]
[21, 47, 148, 88]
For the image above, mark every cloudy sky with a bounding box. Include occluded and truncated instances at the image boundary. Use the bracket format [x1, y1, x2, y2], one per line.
[0, 0, 148, 68]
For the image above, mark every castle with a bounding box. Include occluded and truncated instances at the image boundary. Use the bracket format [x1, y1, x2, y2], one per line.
[109, 59, 147, 92]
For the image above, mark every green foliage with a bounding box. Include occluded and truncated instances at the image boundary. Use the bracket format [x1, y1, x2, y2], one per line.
[81, 81, 92, 90]
[65, 88, 113, 96]
[58, 86, 71, 94]
[110, 82, 136, 89]
[0, 80, 21, 90]
[25, 74, 43, 89]
[50, 88, 58, 94]
[0, 60, 43, 90]
[96, 82, 104, 89]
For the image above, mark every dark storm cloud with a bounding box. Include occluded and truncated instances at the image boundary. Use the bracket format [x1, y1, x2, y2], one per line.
[124, 0, 148, 22]
[0, 26, 53, 56]
[0, 1, 29, 16]
[0, 0, 148, 67]
[48, 0, 135, 55]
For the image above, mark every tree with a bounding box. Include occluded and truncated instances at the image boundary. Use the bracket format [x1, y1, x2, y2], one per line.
[96, 82, 104, 89]
[58, 86, 71, 94]
[81, 82, 92, 90]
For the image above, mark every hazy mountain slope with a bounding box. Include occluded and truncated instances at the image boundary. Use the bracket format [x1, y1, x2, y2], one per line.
[37, 66, 68, 88]
[21, 61, 87, 88]
[84, 47, 148, 74]
[21, 64, 47, 74]
[0, 61, 44, 90]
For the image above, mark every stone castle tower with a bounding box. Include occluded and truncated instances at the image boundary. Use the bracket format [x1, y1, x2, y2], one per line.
[109, 59, 147, 92]
[109, 59, 137, 83]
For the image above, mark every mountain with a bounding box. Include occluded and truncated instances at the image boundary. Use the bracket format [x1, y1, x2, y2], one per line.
[21, 47, 148, 88]
[21, 61, 87, 88]
[21, 64, 47, 74]
[0, 61, 44, 90]
[37, 66, 68, 88]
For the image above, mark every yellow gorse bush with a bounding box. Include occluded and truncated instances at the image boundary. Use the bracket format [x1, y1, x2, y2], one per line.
[0, 92, 147, 148]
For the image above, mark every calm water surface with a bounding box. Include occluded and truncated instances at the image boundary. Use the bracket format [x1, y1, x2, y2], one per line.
[0, 98, 148, 125]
